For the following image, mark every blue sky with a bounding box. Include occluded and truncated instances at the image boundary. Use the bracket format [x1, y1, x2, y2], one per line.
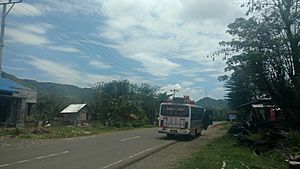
[3, 0, 244, 100]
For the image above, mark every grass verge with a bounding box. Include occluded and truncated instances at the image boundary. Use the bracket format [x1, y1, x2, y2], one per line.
[178, 135, 288, 169]
[0, 124, 155, 139]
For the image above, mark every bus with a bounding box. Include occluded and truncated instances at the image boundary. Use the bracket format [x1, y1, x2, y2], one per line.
[158, 97, 213, 137]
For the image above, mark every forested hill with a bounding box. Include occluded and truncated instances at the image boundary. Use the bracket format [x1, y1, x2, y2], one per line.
[196, 97, 231, 121]
[2, 72, 93, 102]
[196, 97, 229, 110]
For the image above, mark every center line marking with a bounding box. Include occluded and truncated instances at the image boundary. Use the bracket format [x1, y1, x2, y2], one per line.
[100, 141, 174, 169]
[120, 136, 140, 142]
[0, 150, 69, 168]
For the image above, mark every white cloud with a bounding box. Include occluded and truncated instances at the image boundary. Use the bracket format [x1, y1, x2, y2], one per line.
[6, 23, 80, 53]
[33, 0, 103, 16]
[3, 65, 27, 71]
[89, 59, 111, 69]
[6, 28, 50, 46]
[97, 0, 243, 79]
[48, 46, 80, 53]
[129, 53, 181, 77]
[26, 56, 149, 87]
[22, 24, 51, 34]
[27, 56, 81, 85]
[160, 83, 204, 101]
[11, 3, 43, 17]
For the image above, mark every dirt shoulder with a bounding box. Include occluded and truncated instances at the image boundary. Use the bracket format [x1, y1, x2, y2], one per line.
[125, 124, 227, 169]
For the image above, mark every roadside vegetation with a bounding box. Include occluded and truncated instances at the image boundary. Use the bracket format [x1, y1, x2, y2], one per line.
[0, 123, 155, 139]
[35, 80, 164, 128]
[179, 135, 288, 169]
[216, 0, 300, 129]
[179, 122, 299, 169]
[180, 0, 300, 168]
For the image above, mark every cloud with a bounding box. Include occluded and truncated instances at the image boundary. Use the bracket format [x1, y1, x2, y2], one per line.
[48, 46, 80, 53]
[3, 65, 27, 71]
[160, 83, 204, 101]
[6, 23, 81, 53]
[11, 3, 43, 17]
[27, 56, 81, 85]
[89, 59, 111, 69]
[26, 56, 148, 87]
[8, 0, 244, 100]
[32, 0, 103, 16]
[129, 53, 181, 77]
[6, 28, 50, 46]
[160, 83, 227, 100]
[98, 0, 243, 79]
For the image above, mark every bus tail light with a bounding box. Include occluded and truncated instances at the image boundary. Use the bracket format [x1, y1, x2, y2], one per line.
[185, 121, 188, 129]
[160, 120, 164, 127]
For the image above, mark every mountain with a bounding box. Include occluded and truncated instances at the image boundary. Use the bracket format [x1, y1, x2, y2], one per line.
[2, 72, 93, 102]
[196, 97, 231, 121]
[196, 97, 229, 110]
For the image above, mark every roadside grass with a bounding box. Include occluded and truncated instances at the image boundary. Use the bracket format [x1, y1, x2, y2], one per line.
[178, 135, 288, 169]
[219, 121, 232, 130]
[0, 123, 156, 139]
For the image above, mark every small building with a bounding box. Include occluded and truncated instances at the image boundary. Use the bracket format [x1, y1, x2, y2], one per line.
[60, 104, 87, 125]
[237, 98, 283, 129]
[0, 78, 37, 126]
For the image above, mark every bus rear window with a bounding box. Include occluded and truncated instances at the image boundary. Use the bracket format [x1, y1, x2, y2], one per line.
[161, 105, 189, 117]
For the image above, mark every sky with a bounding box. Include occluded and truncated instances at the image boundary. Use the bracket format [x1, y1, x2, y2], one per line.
[2, 0, 244, 100]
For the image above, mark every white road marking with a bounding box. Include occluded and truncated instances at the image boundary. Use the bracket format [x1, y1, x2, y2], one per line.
[120, 136, 140, 142]
[0, 150, 69, 168]
[100, 141, 173, 169]
[101, 160, 123, 169]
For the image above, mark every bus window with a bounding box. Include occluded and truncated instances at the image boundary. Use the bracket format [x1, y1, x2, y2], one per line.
[161, 105, 189, 117]
[191, 107, 203, 120]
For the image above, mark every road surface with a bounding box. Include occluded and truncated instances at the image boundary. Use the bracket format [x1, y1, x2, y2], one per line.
[0, 128, 175, 169]
[0, 122, 225, 169]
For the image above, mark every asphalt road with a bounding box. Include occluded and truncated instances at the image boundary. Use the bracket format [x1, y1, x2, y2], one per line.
[0, 128, 175, 169]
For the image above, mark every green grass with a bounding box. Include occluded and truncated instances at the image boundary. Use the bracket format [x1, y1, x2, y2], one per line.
[219, 122, 232, 130]
[0, 124, 156, 139]
[178, 135, 288, 169]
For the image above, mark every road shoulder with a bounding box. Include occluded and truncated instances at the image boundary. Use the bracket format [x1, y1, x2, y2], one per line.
[125, 124, 227, 169]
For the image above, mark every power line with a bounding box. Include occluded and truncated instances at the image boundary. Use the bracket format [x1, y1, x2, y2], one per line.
[17, 3, 135, 76]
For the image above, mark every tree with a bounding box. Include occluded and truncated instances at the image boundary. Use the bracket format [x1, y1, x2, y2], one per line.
[135, 83, 159, 123]
[92, 80, 160, 127]
[219, 0, 300, 128]
[35, 94, 61, 127]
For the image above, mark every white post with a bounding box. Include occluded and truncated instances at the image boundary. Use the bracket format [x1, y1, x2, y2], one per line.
[0, 4, 7, 78]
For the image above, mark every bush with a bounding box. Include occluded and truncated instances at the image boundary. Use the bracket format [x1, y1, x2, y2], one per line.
[287, 131, 300, 154]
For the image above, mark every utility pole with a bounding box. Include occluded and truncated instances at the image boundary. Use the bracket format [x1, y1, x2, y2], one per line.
[170, 89, 179, 98]
[0, 0, 22, 78]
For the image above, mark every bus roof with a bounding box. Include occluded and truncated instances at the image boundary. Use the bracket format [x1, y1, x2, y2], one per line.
[160, 102, 203, 108]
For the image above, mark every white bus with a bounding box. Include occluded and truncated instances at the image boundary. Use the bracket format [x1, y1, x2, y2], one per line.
[158, 99, 212, 137]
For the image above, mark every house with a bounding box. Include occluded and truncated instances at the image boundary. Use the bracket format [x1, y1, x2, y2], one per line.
[237, 98, 283, 129]
[60, 104, 88, 125]
[0, 78, 37, 127]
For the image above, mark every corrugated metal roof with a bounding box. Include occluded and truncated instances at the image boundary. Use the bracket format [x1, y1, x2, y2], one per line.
[0, 78, 27, 93]
[60, 104, 87, 113]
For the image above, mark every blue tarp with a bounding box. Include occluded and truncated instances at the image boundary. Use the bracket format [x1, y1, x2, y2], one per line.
[0, 78, 26, 94]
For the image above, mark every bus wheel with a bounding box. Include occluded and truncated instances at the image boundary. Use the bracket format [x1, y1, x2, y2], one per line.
[196, 131, 201, 137]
